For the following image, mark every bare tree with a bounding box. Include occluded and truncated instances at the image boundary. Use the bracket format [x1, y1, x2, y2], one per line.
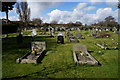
[16, 1, 30, 32]
[32, 18, 43, 26]
[50, 20, 58, 24]
[16, 1, 30, 43]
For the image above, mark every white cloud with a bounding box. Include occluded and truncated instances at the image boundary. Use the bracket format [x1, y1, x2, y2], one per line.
[27, 0, 64, 2]
[9, 8, 17, 14]
[89, 0, 118, 5]
[89, 0, 118, 2]
[48, 9, 72, 23]
[84, 6, 96, 11]
[46, 2, 118, 25]
[27, 1, 60, 19]
[0, 7, 19, 21]
[75, 3, 88, 10]
[106, 0, 118, 2]
[9, 15, 19, 21]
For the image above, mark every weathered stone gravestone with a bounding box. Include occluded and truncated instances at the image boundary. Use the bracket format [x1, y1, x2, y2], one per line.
[49, 27, 54, 37]
[106, 28, 109, 32]
[77, 28, 80, 31]
[76, 33, 82, 39]
[16, 42, 46, 64]
[57, 32, 64, 44]
[73, 44, 98, 65]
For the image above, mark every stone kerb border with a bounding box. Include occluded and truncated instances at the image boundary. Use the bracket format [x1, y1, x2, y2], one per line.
[73, 44, 98, 65]
[16, 42, 46, 64]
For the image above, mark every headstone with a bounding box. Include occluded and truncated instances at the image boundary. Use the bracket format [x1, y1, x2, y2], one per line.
[106, 28, 109, 32]
[57, 33, 64, 44]
[32, 29, 37, 36]
[17, 34, 23, 44]
[31, 42, 46, 54]
[77, 28, 80, 31]
[76, 33, 82, 39]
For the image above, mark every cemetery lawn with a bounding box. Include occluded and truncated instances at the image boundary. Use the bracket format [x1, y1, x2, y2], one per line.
[2, 30, 118, 79]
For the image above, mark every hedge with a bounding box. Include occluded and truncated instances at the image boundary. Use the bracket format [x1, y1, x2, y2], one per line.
[2, 24, 18, 34]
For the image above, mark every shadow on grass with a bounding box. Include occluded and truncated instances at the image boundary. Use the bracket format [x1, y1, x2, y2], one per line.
[37, 50, 47, 63]
[2, 35, 58, 53]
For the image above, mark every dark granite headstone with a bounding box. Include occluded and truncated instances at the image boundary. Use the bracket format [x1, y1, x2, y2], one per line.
[57, 33, 64, 44]
[17, 34, 23, 44]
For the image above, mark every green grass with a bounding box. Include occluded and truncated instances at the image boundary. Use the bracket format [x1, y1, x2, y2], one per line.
[2, 30, 118, 79]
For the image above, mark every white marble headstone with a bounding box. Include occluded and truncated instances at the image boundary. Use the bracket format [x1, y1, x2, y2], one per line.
[32, 29, 37, 36]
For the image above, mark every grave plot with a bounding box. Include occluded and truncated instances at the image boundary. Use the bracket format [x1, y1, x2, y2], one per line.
[16, 42, 46, 64]
[73, 44, 99, 65]
[95, 42, 118, 50]
[67, 32, 79, 43]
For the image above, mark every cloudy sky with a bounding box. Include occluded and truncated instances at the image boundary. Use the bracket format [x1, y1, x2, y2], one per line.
[0, 0, 119, 25]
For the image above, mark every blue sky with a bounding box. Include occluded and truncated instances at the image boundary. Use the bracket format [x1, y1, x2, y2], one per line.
[0, 1, 118, 25]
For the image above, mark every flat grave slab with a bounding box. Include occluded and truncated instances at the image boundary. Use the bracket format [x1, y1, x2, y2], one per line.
[73, 44, 99, 65]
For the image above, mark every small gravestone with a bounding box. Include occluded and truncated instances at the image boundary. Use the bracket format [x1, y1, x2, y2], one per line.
[106, 28, 109, 32]
[57, 33, 64, 44]
[76, 33, 82, 39]
[77, 28, 80, 31]
[17, 33, 23, 44]
[32, 29, 37, 36]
